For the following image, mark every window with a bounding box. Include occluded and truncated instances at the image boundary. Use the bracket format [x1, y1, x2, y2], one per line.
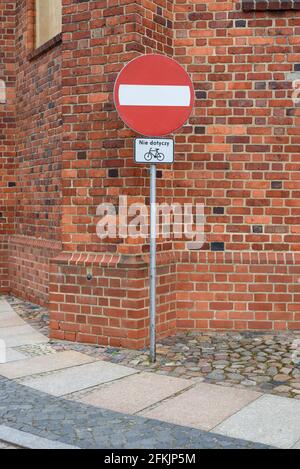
[35, 0, 62, 49]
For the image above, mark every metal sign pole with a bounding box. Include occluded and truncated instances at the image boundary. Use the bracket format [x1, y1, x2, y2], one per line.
[150, 163, 157, 363]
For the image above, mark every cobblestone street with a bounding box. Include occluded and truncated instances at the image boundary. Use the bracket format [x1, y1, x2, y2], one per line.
[8, 296, 300, 400]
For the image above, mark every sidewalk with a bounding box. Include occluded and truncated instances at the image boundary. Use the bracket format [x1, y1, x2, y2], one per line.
[0, 297, 299, 449]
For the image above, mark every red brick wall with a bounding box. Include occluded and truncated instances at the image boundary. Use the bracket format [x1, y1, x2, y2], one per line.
[0, 1, 16, 294]
[49, 0, 177, 347]
[7, 0, 62, 304]
[50, 252, 177, 348]
[9, 235, 61, 306]
[173, 0, 300, 331]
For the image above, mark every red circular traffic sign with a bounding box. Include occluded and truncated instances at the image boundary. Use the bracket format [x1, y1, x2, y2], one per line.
[114, 55, 194, 137]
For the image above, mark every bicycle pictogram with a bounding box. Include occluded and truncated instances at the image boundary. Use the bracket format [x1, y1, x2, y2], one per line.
[144, 148, 165, 162]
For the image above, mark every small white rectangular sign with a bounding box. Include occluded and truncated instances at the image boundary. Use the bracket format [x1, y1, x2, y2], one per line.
[134, 138, 174, 164]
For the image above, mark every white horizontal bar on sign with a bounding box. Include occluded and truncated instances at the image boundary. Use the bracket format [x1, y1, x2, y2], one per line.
[119, 85, 191, 107]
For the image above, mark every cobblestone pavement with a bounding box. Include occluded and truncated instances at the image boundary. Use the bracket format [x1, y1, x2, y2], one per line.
[6, 296, 300, 399]
[7, 296, 49, 338]
[0, 376, 270, 449]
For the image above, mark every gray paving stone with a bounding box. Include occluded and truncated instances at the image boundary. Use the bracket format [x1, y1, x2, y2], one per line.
[214, 394, 300, 448]
[75, 372, 191, 414]
[141, 382, 261, 431]
[0, 425, 79, 449]
[0, 310, 25, 328]
[20, 361, 138, 396]
[0, 325, 48, 347]
[0, 350, 96, 379]
[5, 348, 27, 363]
[0, 301, 15, 314]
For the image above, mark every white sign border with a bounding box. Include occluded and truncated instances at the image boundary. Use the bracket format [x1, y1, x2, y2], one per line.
[134, 138, 174, 165]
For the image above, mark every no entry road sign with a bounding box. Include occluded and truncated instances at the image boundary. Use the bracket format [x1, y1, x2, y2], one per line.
[114, 54, 194, 137]
[114, 55, 195, 364]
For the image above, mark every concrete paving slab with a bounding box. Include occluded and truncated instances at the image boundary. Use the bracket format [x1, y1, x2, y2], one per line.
[0, 324, 35, 337]
[140, 382, 261, 431]
[21, 360, 138, 396]
[0, 350, 96, 378]
[75, 372, 192, 414]
[5, 348, 27, 363]
[214, 394, 300, 449]
[0, 425, 79, 449]
[0, 325, 48, 347]
[0, 302, 17, 314]
[0, 311, 25, 328]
